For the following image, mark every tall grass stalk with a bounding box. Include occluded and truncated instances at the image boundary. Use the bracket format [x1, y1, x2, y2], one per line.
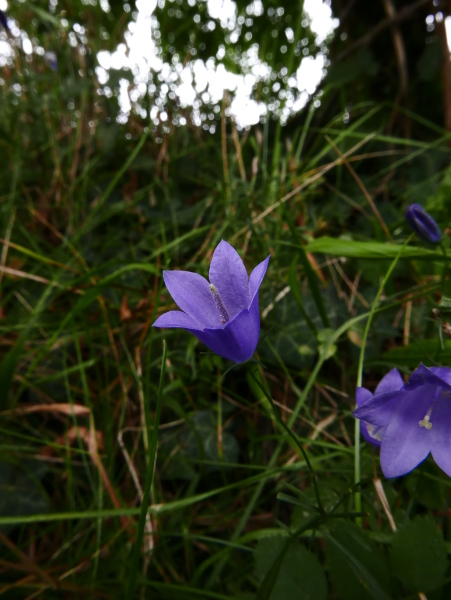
[126, 340, 167, 599]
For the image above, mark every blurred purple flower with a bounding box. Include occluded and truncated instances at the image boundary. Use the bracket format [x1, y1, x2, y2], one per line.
[44, 51, 58, 71]
[153, 240, 270, 363]
[356, 368, 404, 447]
[405, 204, 441, 243]
[354, 363, 451, 478]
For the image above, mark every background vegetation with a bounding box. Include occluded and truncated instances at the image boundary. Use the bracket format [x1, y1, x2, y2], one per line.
[1, 0, 451, 597]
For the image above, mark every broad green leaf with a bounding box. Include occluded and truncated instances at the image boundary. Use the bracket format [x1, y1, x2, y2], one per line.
[255, 536, 327, 600]
[390, 516, 448, 592]
[325, 521, 391, 600]
[404, 463, 446, 510]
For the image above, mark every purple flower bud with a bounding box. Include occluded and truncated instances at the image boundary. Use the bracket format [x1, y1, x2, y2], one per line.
[153, 240, 270, 363]
[405, 203, 441, 243]
[354, 364, 451, 478]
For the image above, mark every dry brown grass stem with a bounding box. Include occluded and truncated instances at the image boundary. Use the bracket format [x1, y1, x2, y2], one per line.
[231, 133, 376, 241]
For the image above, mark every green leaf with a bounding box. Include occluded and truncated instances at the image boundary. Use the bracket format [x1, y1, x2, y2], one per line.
[255, 536, 328, 600]
[390, 516, 448, 592]
[182, 411, 239, 470]
[381, 339, 451, 366]
[325, 521, 391, 600]
[404, 463, 445, 510]
[304, 237, 445, 260]
[317, 328, 337, 360]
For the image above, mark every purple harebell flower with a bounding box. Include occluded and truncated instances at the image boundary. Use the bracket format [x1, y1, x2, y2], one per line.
[354, 364, 451, 478]
[356, 368, 404, 447]
[153, 240, 270, 363]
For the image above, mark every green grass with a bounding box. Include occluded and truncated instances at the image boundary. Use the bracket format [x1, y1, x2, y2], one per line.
[1, 58, 451, 598]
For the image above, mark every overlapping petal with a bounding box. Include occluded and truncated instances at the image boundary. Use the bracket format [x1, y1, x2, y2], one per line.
[356, 388, 382, 446]
[153, 310, 202, 330]
[191, 292, 261, 363]
[209, 240, 250, 318]
[374, 368, 404, 395]
[430, 395, 451, 477]
[379, 389, 433, 478]
[406, 363, 451, 392]
[249, 256, 270, 300]
[355, 370, 404, 447]
[429, 366, 451, 387]
[163, 270, 221, 327]
[353, 390, 402, 427]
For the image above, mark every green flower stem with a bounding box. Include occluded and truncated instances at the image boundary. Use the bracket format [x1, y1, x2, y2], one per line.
[126, 340, 167, 600]
[355, 240, 409, 525]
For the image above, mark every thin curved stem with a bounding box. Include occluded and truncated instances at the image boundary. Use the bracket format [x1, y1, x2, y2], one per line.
[355, 238, 410, 524]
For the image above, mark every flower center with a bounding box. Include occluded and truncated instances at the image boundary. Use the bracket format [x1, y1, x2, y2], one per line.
[209, 284, 230, 324]
[418, 387, 443, 430]
[419, 407, 433, 430]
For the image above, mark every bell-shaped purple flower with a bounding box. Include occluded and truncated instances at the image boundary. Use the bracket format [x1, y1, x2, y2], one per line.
[354, 363, 451, 478]
[356, 368, 404, 447]
[153, 240, 270, 363]
[405, 204, 441, 243]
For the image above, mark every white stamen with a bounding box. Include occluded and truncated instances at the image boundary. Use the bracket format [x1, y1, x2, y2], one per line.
[419, 406, 433, 430]
[209, 284, 229, 324]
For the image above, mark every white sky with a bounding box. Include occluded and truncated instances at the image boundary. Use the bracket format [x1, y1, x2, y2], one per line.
[1, 1, 450, 128]
[97, 0, 339, 128]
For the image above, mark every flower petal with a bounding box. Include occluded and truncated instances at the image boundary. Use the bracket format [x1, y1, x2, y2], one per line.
[375, 368, 404, 395]
[194, 289, 262, 363]
[356, 387, 372, 407]
[356, 388, 383, 446]
[153, 310, 202, 330]
[430, 395, 451, 477]
[361, 422, 384, 447]
[379, 388, 433, 478]
[429, 366, 451, 387]
[209, 240, 250, 317]
[163, 270, 221, 327]
[406, 363, 451, 392]
[353, 391, 401, 426]
[249, 255, 270, 300]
